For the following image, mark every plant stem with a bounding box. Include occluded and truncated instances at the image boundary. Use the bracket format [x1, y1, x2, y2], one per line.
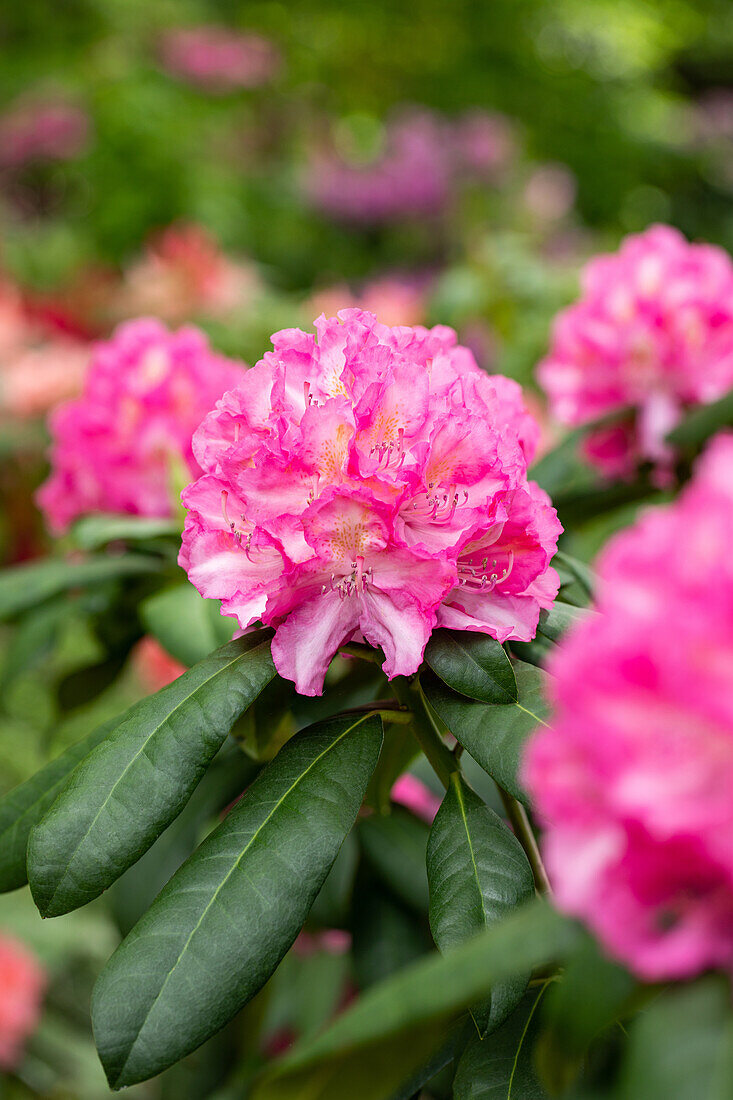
[498, 786, 552, 896]
[392, 676, 458, 789]
[340, 642, 383, 664]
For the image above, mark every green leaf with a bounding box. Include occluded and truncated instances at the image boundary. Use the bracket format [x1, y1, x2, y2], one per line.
[27, 631, 276, 917]
[0, 554, 162, 622]
[553, 552, 596, 602]
[252, 899, 577, 1100]
[91, 711, 383, 1088]
[140, 582, 236, 667]
[453, 985, 552, 1099]
[71, 514, 181, 551]
[427, 775, 535, 1034]
[106, 743, 261, 936]
[0, 718, 117, 893]
[352, 871, 430, 990]
[421, 662, 550, 805]
[359, 807, 430, 913]
[535, 602, 590, 644]
[666, 387, 733, 448]
[618, 977, 733, 1100]
[536, 934, 635, 1093]
[425, 629, 518, 705]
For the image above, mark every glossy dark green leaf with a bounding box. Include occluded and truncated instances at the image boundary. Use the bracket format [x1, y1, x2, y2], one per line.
[140, 582, 236, 667]
[92, 711, 383, 1088]
[0, 554, 162, 622]
[427, 775, 535, 1035]
[422, 662, 550, 804]
[0, 719, 117, 893]
[453, 985, 552, 1099]
[28, 632, 276, 917]
[359, 807, 430, 913]
[618, 977, 733, 1100]
[106, 743, 260, 935]
[425, 629, 518, 705]
[253, 899, 577, 1100]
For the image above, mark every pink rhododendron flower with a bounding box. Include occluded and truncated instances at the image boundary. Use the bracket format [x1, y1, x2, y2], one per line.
[159, 27, 281, 93]
[118, 224, 260, 325]
[0, 97, 89, 167]
[537, 225, 733, 477]
[37, 318, 245, 533]
[180, 309, 560, 695]
[391, 774, 441, 823]
[0, 934, 45, 1070]
[523, 433, 733, 981]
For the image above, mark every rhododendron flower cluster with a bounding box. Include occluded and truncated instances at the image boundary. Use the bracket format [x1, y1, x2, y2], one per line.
[538, 225, 733, 477]
[38, 318, 245, 533]
[524, 433, 733, 981]
[181, 309, 561, 695]
[0, 934, 45, 1070]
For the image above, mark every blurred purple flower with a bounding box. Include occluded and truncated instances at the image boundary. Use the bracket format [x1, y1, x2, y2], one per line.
[159, 26, 281, 93]
[453, 109, 517, 179]
[305, 108, 452, 224]
[0, 97, 90, 168]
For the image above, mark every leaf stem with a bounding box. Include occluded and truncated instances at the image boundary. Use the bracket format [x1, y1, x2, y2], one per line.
[498, 787, 552, 896]
[392, 677, 458, 789]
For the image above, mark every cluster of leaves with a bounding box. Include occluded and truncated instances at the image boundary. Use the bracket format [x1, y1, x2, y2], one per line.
[1, 403, 732, 1099]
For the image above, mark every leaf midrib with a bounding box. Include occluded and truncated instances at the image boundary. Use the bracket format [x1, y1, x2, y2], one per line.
[41, 642, 269, 911]
[114, 711, 373, 1085]
[452, 776, 489, 929]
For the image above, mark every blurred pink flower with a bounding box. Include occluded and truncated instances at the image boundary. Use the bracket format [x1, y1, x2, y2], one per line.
[523, 163, 577, 223]
[180, 309, 559, 695]
[391, 774, 441, 822]
[305, 109, 452, 224]
[37, 318, 245, 533]
[159, 26, 281, 93]
[0, 934, 45, 1070]
[0, 279, 90, 419]
[133, 636, 186, 693]
[309, 276, 428, 329]
[523, 433, 733, 981]
[453, 109, 517, 179]
[293, 929, 351, 957]
[538, 225, 733, 477]
[0, 97, 89, 167]
[119, 224, 260, 325]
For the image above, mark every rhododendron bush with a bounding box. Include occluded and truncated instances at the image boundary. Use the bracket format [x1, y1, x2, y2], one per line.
[0, 269, 732, 1099]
